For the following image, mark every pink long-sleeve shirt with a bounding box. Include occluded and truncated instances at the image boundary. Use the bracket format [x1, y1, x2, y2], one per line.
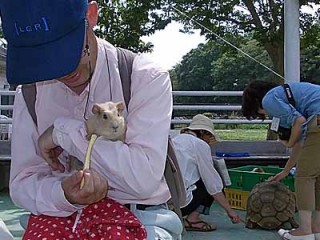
[9, 38, 172, 217]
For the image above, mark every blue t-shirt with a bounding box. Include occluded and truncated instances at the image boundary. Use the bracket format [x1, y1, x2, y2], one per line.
[262, 82, 320, 131]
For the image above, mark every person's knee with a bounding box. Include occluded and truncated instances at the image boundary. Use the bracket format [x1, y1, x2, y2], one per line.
[0, 218, 14, 240]
[144, 226, 180, 240]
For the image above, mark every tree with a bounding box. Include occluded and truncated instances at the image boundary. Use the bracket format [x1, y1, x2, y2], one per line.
[170, 41, 224, 117]
[172, 37, 273, 104]
[169, 0, 320, 82]
[173, 42, 222, 91]
[300, 22, 320, 83]
[0, 1, 172, 52]
[94, 0, 171, 52]
[211, 39, 273, 93]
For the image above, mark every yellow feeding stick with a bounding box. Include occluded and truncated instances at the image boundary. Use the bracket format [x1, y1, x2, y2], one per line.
[80, 134, 98, 189]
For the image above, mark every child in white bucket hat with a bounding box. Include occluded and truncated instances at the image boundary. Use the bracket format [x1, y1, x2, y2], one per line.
[172, 114, 241, 232]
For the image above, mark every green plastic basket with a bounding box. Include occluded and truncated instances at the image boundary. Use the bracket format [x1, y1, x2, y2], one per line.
[228, 165, 295, 192]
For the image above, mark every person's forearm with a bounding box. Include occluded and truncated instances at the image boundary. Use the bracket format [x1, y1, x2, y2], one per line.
[287, 116, 306, 148]
[10, 166, 81, 216]
[283, 141, 301, 174]
[212, 192, 233, 213]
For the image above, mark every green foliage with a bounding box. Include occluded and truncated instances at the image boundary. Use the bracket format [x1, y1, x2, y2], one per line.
[301, 23, 320, 84]
[171, 37, 273, 106]
[172, 42, 223, 92]
[94, 0, 171, 52]
[169, 0, 320, 81]
[91, 0, 320, 82]
[211, 39, 273, 93]
[0, 0, 172, 53]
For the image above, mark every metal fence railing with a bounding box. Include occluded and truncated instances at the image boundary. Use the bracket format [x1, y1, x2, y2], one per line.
[0, 90, 272, 127]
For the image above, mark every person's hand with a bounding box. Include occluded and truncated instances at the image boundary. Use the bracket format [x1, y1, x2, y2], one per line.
[62, 169, 108, 205]
[38, 125, 64, 172]
[227, 209, 241, 224]
[267, 170, 288, 182]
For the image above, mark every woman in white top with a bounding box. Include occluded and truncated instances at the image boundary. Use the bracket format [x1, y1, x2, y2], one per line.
[172, 114, 241, 232]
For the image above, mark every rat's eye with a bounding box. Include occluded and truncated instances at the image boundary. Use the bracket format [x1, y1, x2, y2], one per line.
[103, 113, 108, 120]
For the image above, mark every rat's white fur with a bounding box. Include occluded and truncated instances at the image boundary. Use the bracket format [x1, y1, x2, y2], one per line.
[86, 101, 126, 141]
[68, 101, 126, 171]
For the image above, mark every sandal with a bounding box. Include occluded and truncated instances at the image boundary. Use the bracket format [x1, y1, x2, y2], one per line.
[184, 218, 216, 232]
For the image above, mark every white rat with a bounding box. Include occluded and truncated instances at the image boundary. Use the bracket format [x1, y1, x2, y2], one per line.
[68, 101, 126, 173]
[85, 101, 126, 141]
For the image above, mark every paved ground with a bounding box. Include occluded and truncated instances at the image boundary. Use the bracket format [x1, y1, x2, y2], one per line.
[0, 189, 27, 239]
[0, 189, 286, 240]
[183, 206, 282, 240]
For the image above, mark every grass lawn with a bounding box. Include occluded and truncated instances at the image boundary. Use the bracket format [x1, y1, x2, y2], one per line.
[215, 129, 268, 141]
[174, 124, 271, 141]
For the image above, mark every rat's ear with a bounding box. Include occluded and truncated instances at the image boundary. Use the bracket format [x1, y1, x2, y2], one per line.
[116, 102, 125, 113]
[92, 104, 102, 114]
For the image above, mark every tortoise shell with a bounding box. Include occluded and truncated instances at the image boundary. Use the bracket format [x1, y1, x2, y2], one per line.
[245, 181, 298, 230]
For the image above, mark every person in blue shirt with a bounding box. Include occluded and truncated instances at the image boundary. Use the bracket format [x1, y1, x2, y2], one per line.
[242, 80, 320, 240]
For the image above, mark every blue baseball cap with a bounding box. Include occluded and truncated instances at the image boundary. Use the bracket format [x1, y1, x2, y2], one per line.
[0, 0, 88, 84]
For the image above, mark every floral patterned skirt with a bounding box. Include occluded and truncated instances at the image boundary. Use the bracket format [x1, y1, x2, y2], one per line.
[22, 198, 147, 240]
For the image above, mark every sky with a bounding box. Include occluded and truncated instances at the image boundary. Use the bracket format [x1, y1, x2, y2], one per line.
[141, 21, 206, 70]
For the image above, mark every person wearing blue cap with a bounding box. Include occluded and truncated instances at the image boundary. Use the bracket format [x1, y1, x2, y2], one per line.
[0, 0, 182, 239]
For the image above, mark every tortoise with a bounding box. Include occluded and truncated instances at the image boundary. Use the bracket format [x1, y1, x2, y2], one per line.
[245, 181, 299, 230]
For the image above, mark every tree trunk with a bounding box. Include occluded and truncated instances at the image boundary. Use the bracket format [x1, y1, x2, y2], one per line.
[264, 42, 285, 84]
[262, 42, 284, 140]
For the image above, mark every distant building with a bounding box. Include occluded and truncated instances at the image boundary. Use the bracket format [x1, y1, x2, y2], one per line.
[0, 44, 13, 118]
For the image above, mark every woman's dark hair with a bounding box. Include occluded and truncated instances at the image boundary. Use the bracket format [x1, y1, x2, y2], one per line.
[182, 129, 208, 139]
[193, 130, 202, 138]
[242, 81, 279, 120]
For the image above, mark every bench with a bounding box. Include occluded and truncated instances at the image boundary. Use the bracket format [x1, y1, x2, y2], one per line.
[169, 130, 290, 168]
[211, 140, 290, 168]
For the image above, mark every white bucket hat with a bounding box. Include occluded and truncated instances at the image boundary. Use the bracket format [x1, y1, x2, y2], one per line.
[180, 114, 220, 141]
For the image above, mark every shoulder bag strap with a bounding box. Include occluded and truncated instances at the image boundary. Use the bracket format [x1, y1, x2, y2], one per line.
[21, 83, 37, 126]
[282, 84, 296, 107]
[116, 47, 186, 230]
[116, 47, 137, 109]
